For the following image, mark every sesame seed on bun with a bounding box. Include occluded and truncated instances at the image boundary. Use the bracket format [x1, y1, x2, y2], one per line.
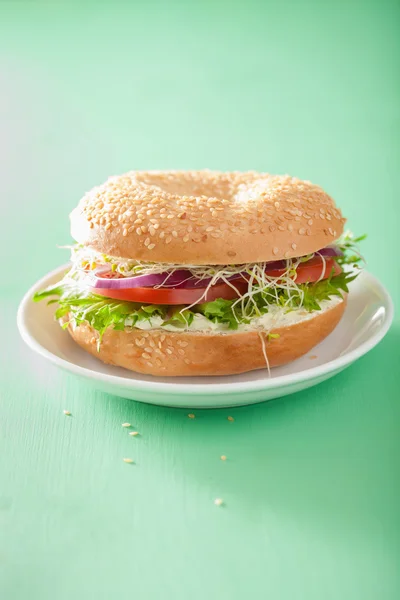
[61, 297, 346, 376]
[70, 170, 345, 264]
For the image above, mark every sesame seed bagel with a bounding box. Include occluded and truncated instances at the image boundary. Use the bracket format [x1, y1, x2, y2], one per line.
[61, 297, 346, 377]
[70, 170, 345, 264]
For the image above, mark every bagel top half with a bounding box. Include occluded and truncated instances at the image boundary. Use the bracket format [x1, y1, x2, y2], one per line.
[70, 170, 345, 264]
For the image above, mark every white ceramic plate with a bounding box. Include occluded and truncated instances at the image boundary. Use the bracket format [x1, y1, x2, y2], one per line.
[17, 265, 393, 408]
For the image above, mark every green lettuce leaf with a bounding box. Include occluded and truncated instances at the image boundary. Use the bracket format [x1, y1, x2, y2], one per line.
[33, 255, 361, 339]
[196, 269, 357, 321]
[336, 231, 366, 267]
[163, 306, 194, 328]
[196, 298, 243, 330]
[34, 284, 167, 342]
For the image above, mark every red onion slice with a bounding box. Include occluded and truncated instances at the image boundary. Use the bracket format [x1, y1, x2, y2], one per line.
[90, 269, 195, 289]
[317, 245, 343, 257]
[264, 260, 287, 270]
[89, 246, 342, 290]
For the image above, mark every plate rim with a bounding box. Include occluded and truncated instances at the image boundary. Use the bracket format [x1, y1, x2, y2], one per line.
[17, 264, 394, 396]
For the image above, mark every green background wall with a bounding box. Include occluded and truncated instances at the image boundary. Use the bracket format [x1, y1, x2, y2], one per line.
[1, 1, 399, 599]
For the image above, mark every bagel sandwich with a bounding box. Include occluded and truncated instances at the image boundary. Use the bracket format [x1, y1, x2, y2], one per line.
[34, 170, 364, 377]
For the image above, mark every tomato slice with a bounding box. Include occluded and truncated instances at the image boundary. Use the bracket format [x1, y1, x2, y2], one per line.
[90, 257, 341, 305]
[265, 256, 341, 284]
[92, 279, 249, 305]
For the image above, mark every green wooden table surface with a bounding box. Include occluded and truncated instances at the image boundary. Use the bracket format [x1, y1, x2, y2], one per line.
[1, 1, 399, 598]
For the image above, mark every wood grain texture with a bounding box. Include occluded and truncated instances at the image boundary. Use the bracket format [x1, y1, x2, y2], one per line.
[1, 2, 400, 599]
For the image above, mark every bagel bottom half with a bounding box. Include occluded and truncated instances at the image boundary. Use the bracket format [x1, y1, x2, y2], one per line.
[61, 297, 346, 377]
